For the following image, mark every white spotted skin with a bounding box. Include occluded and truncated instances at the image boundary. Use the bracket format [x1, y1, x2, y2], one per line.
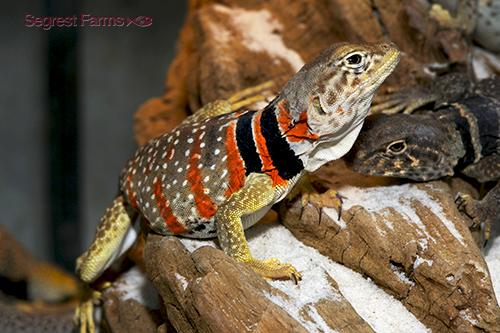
[119, 111, 249, 238]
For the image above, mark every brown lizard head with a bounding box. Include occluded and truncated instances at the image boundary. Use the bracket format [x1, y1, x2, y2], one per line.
[276, 41, 401, 172]
[344, 113, 461, 181]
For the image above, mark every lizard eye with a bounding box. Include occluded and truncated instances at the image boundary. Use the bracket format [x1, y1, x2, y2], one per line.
[386, 140, 407, 155]
[312, 97, 326, 116]
[344, 53, 364, 69]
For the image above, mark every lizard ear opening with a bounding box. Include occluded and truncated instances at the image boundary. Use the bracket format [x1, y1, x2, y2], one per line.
[312, 97, 326, 116]
[386, 140, 407, 155]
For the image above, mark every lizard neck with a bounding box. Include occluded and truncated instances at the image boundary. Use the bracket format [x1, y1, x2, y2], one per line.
[303, 121, 365, 172]
[459, 96, 500, 158]
[433, 100, 486, 170]
[245, 98, 306, 187]
[428, 109, 473, 171]
[258, 94, 370, 174]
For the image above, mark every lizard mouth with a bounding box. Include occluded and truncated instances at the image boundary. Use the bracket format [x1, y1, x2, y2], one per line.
[367, 46, 401, 88]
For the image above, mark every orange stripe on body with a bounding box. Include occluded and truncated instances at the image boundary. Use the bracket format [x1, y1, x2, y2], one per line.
[187, 130, 217, 220]
[124, 157, 140, 213]
[253, 111, 287, 187]
[153, 177, 186, 234]
[276, 100, 318, 142]
[166, 146, 175, 160]
[126, 173, 140, 212]
[224, 122, 245, 196]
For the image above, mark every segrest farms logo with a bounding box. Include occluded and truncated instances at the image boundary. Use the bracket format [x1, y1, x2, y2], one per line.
[25, 14, 152, 30]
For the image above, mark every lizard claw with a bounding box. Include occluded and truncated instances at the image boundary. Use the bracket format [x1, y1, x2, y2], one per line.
[302, 189, 343, 222]
[290, 271, 301, 285]
[454, 193, 468, 211]
[455, 193, 494, 245]
[372, 87, 437, 114]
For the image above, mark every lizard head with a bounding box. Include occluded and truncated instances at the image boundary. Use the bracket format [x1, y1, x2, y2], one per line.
[344, 113, 458, 181]
[279, 41, 401, 171]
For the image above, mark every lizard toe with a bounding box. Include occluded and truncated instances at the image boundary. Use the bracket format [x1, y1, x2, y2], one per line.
[74, 284, 102, 333]
[261, 257, 281, 265]
[303, 189, 343, 221]
[244, 258, 301, 284]
[455, 193, 480, 219]
[74, 299, 95, 333]
[455, 193, 471, 211]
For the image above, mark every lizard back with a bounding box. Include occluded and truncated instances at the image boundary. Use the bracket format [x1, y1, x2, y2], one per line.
[119, 107, 307, 238]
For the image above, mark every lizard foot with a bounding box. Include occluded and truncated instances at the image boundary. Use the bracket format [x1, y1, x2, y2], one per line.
[455, 193, 494, 245]
[74, 282, 109, 333]
[371, 86, 439, 114]
[228, 80, 275, 111]
[301, 189, 343, 222]
[244, 257, 302, 285]
[371, 73, 469, 114]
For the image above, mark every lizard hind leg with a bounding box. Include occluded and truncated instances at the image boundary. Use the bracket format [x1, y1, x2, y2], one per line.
[457, 154, 500, 245]
[74, 195, 139, 333]
[227, 79, 275, 111]
[75, 195, 139, 283]
[216, 173, 301, 284]
[456, 182, 500, 245]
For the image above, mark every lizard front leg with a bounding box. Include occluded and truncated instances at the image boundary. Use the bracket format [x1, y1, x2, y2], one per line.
[456, 181, 500, 243]
[287, 172, 343, 221]
[371, 73, 470, 114]
[74, 196, 139, 333]
[456, 154, 500, 242]
[216, 173, 301, 284]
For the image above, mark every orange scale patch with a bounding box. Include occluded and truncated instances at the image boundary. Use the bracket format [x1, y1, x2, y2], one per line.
[276, 100, 318, 142]
[187, 130, 217, 219]
[153, 177, 186, 234]
[125, 165, 139, 211]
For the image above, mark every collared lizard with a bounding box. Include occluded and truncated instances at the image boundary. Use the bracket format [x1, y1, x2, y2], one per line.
[74, 41, 401, 332]
[345, 77, 500, 242]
